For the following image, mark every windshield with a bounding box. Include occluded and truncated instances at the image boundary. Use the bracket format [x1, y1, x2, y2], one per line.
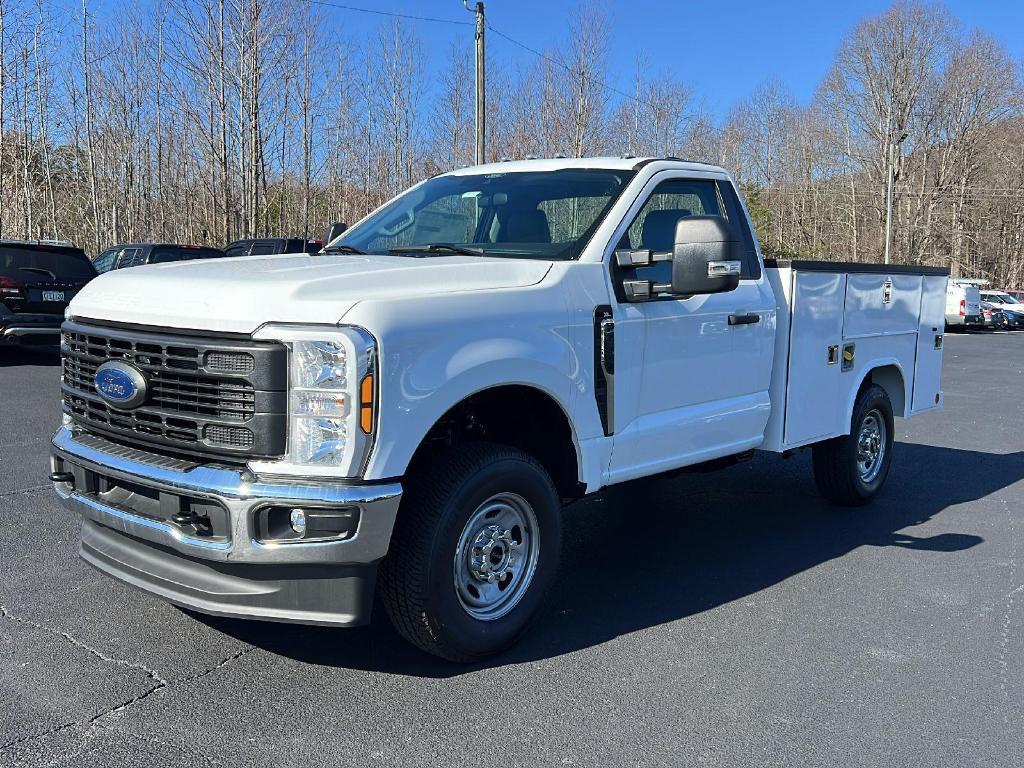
[329, 169, 636, 261]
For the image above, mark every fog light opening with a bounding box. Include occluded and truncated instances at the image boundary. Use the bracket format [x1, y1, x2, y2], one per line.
[289, 508, 307, 535]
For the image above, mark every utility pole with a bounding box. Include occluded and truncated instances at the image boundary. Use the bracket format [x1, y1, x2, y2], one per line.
[883, 131, 908, 265]
[464, 1, 485, 164]
[883, 154, 895, 265]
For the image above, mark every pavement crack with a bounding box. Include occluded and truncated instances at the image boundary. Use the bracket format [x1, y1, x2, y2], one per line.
[0, 483, 50, 499]
[0, 616, 256, 762]
[0, 604, 169, 688]
[0, 722, 77, 754]
[184, 645, 257, 684]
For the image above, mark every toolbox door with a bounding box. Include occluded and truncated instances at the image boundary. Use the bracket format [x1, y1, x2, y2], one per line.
[783, 271, 848, 446]
[911, 275, 947, 412]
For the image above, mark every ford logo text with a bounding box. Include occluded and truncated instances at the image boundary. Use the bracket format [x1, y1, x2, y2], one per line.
[94, 361, 148, 410]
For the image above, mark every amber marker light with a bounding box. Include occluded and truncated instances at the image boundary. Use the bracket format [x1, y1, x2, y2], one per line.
[360, 374, 375, 433]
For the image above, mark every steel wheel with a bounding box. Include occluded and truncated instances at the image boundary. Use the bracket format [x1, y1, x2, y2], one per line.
[856, 408, 886, 483]
[453, 491, 540, 621]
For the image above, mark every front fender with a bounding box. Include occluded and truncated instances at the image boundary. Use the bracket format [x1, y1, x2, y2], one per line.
[362, 311, 581, 481]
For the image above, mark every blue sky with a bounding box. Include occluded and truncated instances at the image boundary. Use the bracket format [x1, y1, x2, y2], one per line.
[330, 0, 1024, 119]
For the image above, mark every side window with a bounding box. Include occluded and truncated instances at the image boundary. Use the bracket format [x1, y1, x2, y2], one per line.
[249, 241, 279, 256]
[716, 180, 761, 279]
[149, 249, 186, 264]
[620, 179, 722, 286]
[93, 249, 117, 273]
[115, 248, 144, 268]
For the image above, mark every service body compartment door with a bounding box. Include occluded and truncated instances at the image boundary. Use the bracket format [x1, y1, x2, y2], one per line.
[843, 273, 922, 337]
[911, 275, 947, 412]
[784, 271, 847, 446]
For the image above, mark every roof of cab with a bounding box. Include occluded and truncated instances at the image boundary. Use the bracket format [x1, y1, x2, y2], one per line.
[442, 156, 727, 176]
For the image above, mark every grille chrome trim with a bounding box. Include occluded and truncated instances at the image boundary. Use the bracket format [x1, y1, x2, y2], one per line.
[61, 320, 287, 460]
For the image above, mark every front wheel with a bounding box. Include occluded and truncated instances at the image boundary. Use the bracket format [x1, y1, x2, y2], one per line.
[812, 384, 895, 506]
[380, 442, 562, 662]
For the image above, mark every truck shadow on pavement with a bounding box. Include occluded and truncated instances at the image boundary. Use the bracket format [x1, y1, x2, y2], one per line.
[198, 442, 1020, 677]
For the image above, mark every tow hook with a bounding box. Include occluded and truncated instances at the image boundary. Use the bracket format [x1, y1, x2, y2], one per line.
[171, 510, 213, 536]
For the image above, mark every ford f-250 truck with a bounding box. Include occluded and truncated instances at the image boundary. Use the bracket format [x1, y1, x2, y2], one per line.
[50, 157, 948, 661]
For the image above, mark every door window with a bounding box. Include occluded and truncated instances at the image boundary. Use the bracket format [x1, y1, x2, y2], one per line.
[115, 248, 145, 268]
[620, 179, 723, 287]
[618, 178, 761, 286]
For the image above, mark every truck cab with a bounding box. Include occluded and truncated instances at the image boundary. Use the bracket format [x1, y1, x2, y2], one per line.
[51, 158, 947, 661]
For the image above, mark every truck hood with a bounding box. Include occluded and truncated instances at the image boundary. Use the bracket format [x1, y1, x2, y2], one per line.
[69, 253, 552, 334]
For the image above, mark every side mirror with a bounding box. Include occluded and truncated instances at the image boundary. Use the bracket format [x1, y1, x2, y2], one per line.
[616, 215, 740, 301]
[670, 216, 740, 295]
[323, 221, 347, 245]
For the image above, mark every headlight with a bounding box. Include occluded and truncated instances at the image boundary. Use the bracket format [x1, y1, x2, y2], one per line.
[249, 325, 377, 478]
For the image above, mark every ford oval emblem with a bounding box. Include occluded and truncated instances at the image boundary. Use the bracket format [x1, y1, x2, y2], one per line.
[94, 361, 148, 409]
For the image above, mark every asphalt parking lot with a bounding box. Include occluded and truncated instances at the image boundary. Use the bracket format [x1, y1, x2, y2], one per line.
[1, 331, 1022, 767]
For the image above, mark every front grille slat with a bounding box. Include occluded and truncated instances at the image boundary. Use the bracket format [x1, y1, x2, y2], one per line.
[60, 323, 285, 460]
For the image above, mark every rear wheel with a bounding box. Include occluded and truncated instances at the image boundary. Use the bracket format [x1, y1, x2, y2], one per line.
[380, 442, 561, 662]
[812, 384, 894, 506]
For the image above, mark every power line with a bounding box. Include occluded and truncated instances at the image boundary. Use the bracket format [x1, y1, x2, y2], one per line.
[306, 0, 471, 26]
[305, 1, 677, 117]
[485, 22, 662, 114]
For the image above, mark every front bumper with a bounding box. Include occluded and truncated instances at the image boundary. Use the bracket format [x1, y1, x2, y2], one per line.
[51, 425, 402, 626]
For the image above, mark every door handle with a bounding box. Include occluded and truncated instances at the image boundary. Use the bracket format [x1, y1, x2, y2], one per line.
[728, 313, 761, 326]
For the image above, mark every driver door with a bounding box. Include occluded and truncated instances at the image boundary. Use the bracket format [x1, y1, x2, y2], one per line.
[605, 175, 775, 484]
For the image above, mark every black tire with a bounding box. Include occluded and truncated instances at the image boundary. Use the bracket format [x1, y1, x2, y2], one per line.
[380, 442, 562, 662]
[812, 383, 895, 507]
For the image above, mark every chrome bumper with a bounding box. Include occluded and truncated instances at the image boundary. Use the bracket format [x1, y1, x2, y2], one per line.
[51, 425, 402, 565]
[51, 426, 403, 626]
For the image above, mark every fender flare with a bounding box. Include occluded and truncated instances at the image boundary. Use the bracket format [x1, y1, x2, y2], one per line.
[845, 358, 909, 428]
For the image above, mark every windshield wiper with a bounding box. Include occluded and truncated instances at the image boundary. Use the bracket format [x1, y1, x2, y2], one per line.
[388, 243, 485, 257]
[321, 244, 366, 255]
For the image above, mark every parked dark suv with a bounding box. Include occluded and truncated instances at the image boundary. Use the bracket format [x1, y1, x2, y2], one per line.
[224, 238, 322, 258]
[92, 243, 226, 273]
[1, 241, 97, 347]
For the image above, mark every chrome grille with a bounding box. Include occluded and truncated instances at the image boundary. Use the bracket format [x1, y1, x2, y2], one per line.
[60, 321, 287, 460]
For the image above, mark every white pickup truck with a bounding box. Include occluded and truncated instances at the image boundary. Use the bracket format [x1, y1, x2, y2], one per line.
[51, 157, 948, 661]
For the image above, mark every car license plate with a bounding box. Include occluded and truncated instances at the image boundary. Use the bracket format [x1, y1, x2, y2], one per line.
[42, 290, 65, 302]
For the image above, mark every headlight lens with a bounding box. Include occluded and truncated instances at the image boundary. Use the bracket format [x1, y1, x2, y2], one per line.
[249, 325, 377, 478]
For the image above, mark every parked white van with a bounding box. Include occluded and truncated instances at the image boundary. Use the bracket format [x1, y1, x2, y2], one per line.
[945, 280, 982, 329]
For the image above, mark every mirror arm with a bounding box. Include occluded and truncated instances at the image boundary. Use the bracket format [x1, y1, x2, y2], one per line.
[622, 280, 652, 301]
[614, 249, 673, 268]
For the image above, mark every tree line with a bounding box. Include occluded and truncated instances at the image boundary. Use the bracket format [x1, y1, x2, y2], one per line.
[0, 0, 1021, 286]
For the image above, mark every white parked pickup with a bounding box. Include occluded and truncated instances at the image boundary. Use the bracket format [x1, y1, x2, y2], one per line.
[51, 157, 948, 661]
